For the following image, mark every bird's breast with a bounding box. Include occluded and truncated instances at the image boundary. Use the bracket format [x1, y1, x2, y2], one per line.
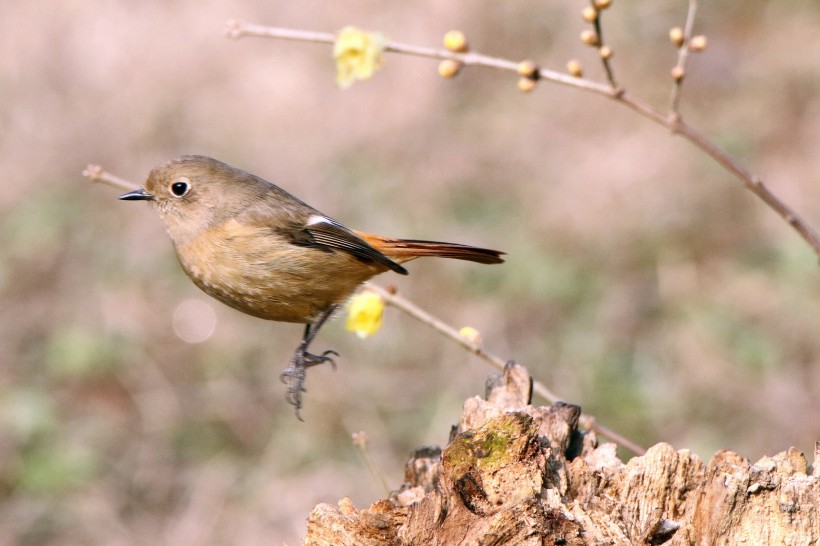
[173, 219, 380, 323]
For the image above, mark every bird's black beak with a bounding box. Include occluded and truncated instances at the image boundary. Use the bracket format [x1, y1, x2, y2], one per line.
[119, 188, 155, 201]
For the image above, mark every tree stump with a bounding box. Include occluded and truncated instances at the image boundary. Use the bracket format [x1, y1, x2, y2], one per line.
[302, 363, 819, 545]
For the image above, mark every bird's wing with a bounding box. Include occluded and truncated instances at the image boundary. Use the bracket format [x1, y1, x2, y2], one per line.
[291, 214, 408, 275]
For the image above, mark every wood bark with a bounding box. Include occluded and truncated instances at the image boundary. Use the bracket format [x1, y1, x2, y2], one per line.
[302, 363, 819, 545]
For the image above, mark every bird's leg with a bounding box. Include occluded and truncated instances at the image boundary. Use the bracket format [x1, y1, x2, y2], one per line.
[280, 305, 339, 419]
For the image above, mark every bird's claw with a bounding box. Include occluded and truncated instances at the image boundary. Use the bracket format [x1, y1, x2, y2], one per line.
[280, 348, 339, 419]
[304, 349, 339, 369]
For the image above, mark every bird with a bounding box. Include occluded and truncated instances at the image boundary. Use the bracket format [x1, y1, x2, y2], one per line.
[119, 155, 504, 416]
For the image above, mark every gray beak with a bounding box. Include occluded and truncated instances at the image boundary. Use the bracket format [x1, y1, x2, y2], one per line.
[119, 188, 155, 201]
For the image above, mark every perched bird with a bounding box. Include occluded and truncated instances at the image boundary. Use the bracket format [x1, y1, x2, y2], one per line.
[120, 155, 504, 416]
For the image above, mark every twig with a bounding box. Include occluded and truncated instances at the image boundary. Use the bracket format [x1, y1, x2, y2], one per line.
[657, 112, 820, 252]
[589, 4, 618, 88]
[352, 431, 391, 496]
[225, 21, 614, 96]
[366, 283, 647, 456]
[669, 0, 699, 114]
[83, 164, 140, 192]
[224, 20, 820, 263]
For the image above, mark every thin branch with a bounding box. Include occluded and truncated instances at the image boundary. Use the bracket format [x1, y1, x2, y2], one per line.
[83, 164, 140, 192]
[589, 4, 618, 88]
[671, 118, 820, 250]
[669, 0, 699, 114]
[224, 20, 820, 263]
[365, 283, 647, 456]
[352, 431, 391, 496]
[225, 21, 614, 96]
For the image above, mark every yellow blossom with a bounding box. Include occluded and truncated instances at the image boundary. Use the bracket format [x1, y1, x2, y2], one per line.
[333, 26, 388, 88]
[346, 290, 385, 338]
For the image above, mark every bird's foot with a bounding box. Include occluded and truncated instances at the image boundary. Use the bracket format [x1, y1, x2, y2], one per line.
[280, 348, 339, 419]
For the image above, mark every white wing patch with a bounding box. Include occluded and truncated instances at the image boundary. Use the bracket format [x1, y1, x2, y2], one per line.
[306, 214, 335, 227]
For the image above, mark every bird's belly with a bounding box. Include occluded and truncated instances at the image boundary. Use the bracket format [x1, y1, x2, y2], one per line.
[174, 229, 379, 323]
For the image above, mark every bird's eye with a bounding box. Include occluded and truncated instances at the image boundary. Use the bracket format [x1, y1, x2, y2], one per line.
[170, 180, 190, 197]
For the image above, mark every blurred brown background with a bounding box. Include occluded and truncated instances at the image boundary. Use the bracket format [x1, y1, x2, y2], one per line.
[2, 1, 820, 544]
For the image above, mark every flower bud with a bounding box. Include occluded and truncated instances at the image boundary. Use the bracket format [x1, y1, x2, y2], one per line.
[566, 59, 583, 77]
[517, 76, 537, 93]
[443, 30, 468, 53]
[669, 27, 685, 47]
[593, 0, 612, 10]
[580, 29, 600, 46]
[582, 6, 598, 23]
[458, 326, 482, 346]
[438, 59, 462, 78]
[689, 35, 707, 52]
[599, 46, 613, 60]
[671, 66, 685, 82]
[517, 59, 538, 78]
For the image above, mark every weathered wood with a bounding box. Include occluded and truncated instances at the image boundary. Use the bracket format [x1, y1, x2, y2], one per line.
[302, 363, 819, 545]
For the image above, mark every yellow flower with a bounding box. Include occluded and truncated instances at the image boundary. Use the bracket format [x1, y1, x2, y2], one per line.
[346, 290, 385, 339]
[334, 26, 388, 88]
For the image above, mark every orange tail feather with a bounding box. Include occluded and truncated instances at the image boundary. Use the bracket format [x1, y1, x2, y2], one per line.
[356, 232, 505, 265]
